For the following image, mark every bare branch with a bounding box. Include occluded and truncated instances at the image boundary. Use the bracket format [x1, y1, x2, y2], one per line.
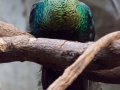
[0, 21, 34, 37]
[47, 31, 120, 90]
[0, 34, 119, 84]
[0, 21, 120, 85]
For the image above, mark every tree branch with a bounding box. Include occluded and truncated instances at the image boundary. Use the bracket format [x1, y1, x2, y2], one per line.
[0, 21, 34, 37]
[0, 21, 120, 85]
[47, 31, 120, 90]
[0, 34, 120, 84]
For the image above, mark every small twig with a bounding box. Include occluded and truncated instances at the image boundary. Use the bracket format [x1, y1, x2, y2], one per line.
[47, 31, 120, 90]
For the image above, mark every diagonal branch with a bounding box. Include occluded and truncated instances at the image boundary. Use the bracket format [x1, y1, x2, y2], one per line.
[47, 31, 120, 90]
[0, 21, 34, 37]
[0, 34, 120, 84]
[0, 21, 120, 85]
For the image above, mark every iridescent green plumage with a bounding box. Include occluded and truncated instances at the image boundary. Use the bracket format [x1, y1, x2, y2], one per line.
[29, 0, 95, 42]
[29, 0, 95, 90]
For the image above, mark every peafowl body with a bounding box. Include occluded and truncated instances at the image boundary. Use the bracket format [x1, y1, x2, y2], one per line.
[29, 0, 95, 90]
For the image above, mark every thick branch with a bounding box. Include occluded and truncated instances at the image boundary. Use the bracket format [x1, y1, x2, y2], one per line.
[0, 35, 120, 84]
[47, 31, 120, 90]
[0, 21, 120, 84]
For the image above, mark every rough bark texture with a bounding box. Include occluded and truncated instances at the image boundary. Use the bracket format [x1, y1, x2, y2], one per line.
[0, 21, 120, 86]
[0, 21, 34, 37]
[0, 34, 119, 84]
[47, 31, 120, 90]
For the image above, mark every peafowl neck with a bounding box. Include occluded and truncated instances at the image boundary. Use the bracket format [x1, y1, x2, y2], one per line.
[44, 0, 79, 7]
[43, 0, 80, 32]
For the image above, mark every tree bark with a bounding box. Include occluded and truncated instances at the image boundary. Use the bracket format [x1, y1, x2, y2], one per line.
[0, 21, 120, 84]
[47, 31, 120, 90]
[0, 21, 33, 37]
[0, 34, 119, 84]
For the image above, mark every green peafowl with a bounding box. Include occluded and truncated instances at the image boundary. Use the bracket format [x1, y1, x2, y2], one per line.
[29, 0, 95, 90]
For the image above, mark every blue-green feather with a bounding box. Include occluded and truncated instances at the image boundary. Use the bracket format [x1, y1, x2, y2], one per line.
[29, 1, 45, 37]
[29, 0, 95, 42]
[29, 1, 95, 90]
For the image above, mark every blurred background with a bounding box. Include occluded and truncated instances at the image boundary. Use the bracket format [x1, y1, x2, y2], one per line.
[0, 0, 120, 90]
